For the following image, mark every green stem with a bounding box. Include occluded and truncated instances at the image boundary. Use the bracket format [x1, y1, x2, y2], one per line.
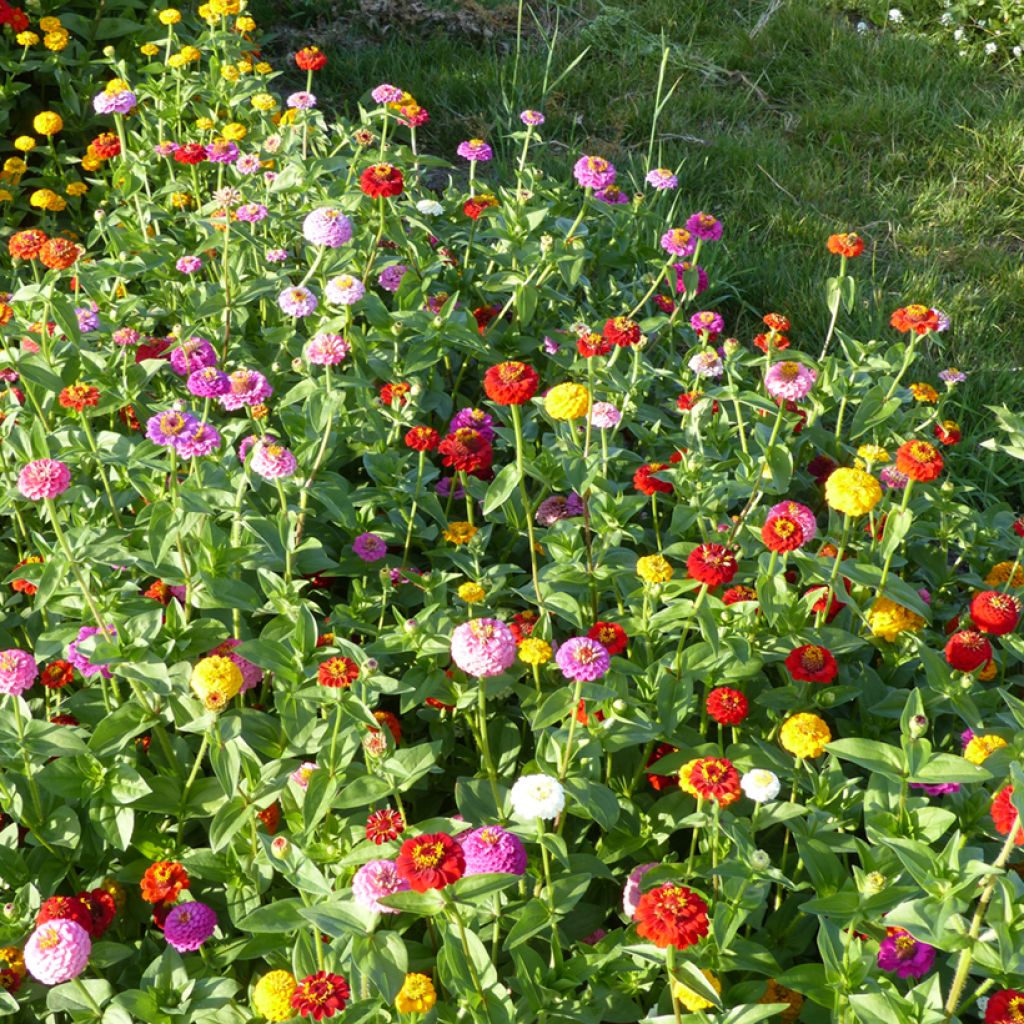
[535, 819, 564, 968]
[877, 480, 914, 595]
[510, 404, 546, 615]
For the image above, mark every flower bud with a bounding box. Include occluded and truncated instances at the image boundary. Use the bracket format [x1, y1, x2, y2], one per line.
[403, 618, 417, 634]
[540, 234, 554, 254]
[907, 714, 928, 739]
[270, 836, 289, 858]
[750, 849, 771, 872]
[611, 698, 627, 713]
[102, 45, 115, 57]
[862, 871, 886, 894]
[291, 357, 303, 373]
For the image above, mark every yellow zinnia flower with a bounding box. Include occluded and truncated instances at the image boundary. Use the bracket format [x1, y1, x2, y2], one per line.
[443, 521, 477, 545]
[985, 561, 1024, 589]
[13, 136, 35, 152]
[856, 444, 889, 465]
[251, 93, 278, 112]
[518, 638, 552, 666]
[190, 655, 243, 712]
[544, 381, 590, 420]
[66, 182, 89, 197]
[964, 735, 1007, 765]
[252, 970, 297, 1021]
[39, 16, 63, 31]
[909, 382, 938, 403]
[15, 31, 39, 45]
[824, 466, 882, 517]
[457, 582, 486, 603]
[43, 29, 69, 51]
[32, 112, 63, 137]
[780, 712, 831, 759]
[140, 42, 160, 56]
[158, 8, 182, 24]
[637, 554, 673, 584]
[395, 973, 436, 1015]
[671, 969, 721, 1012]
[866, 596, 925, 642]
[221, 122, 246, 140]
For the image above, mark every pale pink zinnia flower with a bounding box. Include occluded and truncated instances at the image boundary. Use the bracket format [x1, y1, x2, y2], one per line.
[765, 361, 817, 402]
[306, 332, 350, 366]
[351, 859, 409, 914]
[589, 401, 621, 429]
[18, 459, 71, 500]
[450, 618, 517, 678]
[290, 761, 318, 789]
[250, 441, 297, 480]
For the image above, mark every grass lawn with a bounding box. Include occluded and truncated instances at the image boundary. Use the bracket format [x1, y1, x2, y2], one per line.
[254, 0, 1024, 489]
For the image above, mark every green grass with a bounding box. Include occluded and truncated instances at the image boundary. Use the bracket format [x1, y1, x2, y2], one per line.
[255, 0, 1024, 439]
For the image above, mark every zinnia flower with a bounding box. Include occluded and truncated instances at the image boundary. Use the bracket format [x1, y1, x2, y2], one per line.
[0, 649, 37, 696]
[163, 902, 216, 952]
[23, 920, 90, 985]
[250, 441, 298, 480]
[784, 644, 838, 683]
[140, 861, 190, 904]
[740, 769, 781, 803]
[509, 773, 565, 820]
[291, 972, 350, 1020]
[687, 544, 738, 587]
[587, 621, 627, 656]
[359, 163, 404, 198]
[621, 863, 658, 917]
[633, 883, 709, 949]
[637, 554, 673, 584]
[460, 826, 527, 875]
[686, 756, 741, 805]
[986, 990, 1024, 1024]
[544, 382, 590, 420]
[17, 459, 71, 500]
[483, 361, 539, 405]
[573, 155, 616, 189]
[891, 304, 939, 334]
[302, 207, 352, 247]
[555, 636, 610, 681]
[824, 467, 882, 516]
[395, 973, 436, 1014]
[970, 591, 1021, 635]
[945, 630, 993, 672]
[396, 833, 465, 891]
[765, 361, 817, 402]
[877, 927, 936, 979]
[867, 597, 925, 641]
[450, 619, 516, 677]
[706, 687, 748, 726]
[895, 440, 943, 482]
[253, 971, 298, 1021]
[780, 713, 831, 759]
[990, 787, 1024, 846]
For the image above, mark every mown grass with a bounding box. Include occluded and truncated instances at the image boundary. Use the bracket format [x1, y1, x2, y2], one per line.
[254, 0, 1024, 486]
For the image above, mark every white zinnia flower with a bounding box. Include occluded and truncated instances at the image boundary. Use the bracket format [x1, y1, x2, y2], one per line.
[984, 41, 997, 55]
[856, 20, 869, 33]
[740, 769, 781, 803]
[510, 774, 565, 821]
[888, 8, 904, 23]
[416, 199, 443, 217]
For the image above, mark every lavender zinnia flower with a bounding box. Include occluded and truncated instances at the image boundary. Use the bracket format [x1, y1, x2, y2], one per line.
[378, 265, 408, 293]
[555, 636, 611, 682]
[520, 110, 545, 126]
[352, 859, 409, 914]
[278, 285, 318, 318]
[325, 274, 365, 305]
[645, 168, 678, 190]
[146, 409, 199, 447]
[302, 207, 353, 248]
[176, 256, 202, 274]
[688, 349, 724, 379]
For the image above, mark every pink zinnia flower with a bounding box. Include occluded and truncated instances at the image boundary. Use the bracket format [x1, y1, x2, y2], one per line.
[645, 168, 678, 190]
[291, 761, 318, 789]
[353, 532, 387, 562]
[175, 422, 222, 459]
[286, 91, 317, 110]
[235, 153, 262, 174]
[590, 401, 622, 429]
[456, 139, 493, 162]
[235, 203, 268, 223]
[450, 618, 517, 678]
[220, 369, 273, 411]
[765, 361, 817, 402]
[163, 902, 217, 952]
[573, 155, 616, 189]
[0, 649, 38, 696]
[112, 327, 141, 347]
[460, 827, 527, 875]
[306, 332, 350, 366]
[520, 110, 545, 126]
[555, 636, 610, 682]
[302, 208, 353, 248]
[169, 337, 217, 376]
[371, 83, 403, 104]
[176, 256, 202, 274]
[250, 441, 297, 480]
[24, 920, 91, 985]
[686, 211, 723, 241]
[622, 862, 658, 918]
[278, 286, 318, 318]
[18, 459, 71, 500]
[352, 859, 409, 914]
[660, 228, 696, 257]
[325, 274, 365, 305]
[690, 310, 724, 337]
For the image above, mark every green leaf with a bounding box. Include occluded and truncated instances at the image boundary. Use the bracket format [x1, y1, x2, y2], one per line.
[909, 754, 991, 784]
[376, 889, 445, 916]
[483, 462, 522, 516]
[238, 898, 308, 933]
[826, 738, 906, 780]
[208, 795, 248, 852]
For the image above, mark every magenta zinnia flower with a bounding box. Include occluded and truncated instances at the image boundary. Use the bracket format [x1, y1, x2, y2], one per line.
[146, 410, 199, 447]
[460, 826, 527, 875]
[765, 361, 817, 402]
[686, 211, 723, 241]
[0, 649, 38, 696]
[176, 256, 202, 274]
[449, 407, 494, 440]
[690, 311, 724, 337]
[278, 286, 318, 318]
[352, 859, 409, 914]
[306, 333, 350, 366]
[235, 203, 268, 223]
[660, 228, 696, 257]
[457, 139, 493, 162]
[220, 369, 273, 411]
[450, 618, 517, 678]
[163, 902, 217, 952]
[187, 367, 230, 397]
[555, 636, 610, 681]
[520, 110, 545, 126]
[353, 532, 387, 562]
[378, 265, 407, 293]
[170, 337, 217, 376]
[18, 459, 71, 500]
[535, 493, 584, 526]
[250, 441, 297, 479]
[23, 919, 91, 985]
[573, 155, 616, 189]
[206, 139, 239, 164]
[175, 422, 222, 459]
[302, 207, 353, 248]
[67, 625, 117, 679]
[877, 928, 936, 979]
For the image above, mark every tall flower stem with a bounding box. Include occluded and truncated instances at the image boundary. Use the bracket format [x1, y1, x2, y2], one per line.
[883, 335, 920, 402]
[10, 695, 45, 822]
[401, 450, 426, 566]
[274, 480, 293, 583]
[510, 404, 546, 615]
[476, 676, 501, 812]
[628, 258, 672, 319]
[820, 254, 847, 360]
[558, 677, 585, 781]
[877, 480, 915, 595]
[666, 945, 684, 1024]
[44, 499, 108, 634]
[535, 818, 564, 968]
[815, 515, 852, 627]
[80, 415, 122, 527]
[943, 825, 1021, 1021]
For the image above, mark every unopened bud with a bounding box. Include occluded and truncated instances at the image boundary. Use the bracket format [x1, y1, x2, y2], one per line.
[750, 849, 771, 872]
[908, 714, 928, 739]
[271, 836, 289, 858]
[862, 871, 886, 894]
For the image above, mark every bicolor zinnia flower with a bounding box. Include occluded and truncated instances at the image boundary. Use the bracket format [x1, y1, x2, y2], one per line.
[602, 316, 641, 348]
[395, 833, 465, 891]
[366, 808, 405, 845]
[318, 656, 358, 688]
[686, 756, 741, 805]
[986, 989, 1024, 1024]
[762, 513, 805, 552]
[140, 861, 189, 904]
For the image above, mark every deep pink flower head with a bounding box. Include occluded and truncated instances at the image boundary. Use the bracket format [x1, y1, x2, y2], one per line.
[18, 459, 71, 500]
[220, 369, 272, 411]
[877, 928, 936, 979]
[187, 367, 230, 398]
[163, 902, 217, 952]
[67, 626, 117, 679]
[250, 441, 297, 480]
[352, 859, 409, 914]
[306, 332, 350, 366]
[169, 337, 217, 377]
[353, 532, 387, 562]
[302, 207, 353, 248]
[460, 826, 527, 875]
[520, 110, 545, 126]
[457, 139, 493, 162]
[0, 649, 38, 696]
[686, 211, 723, 241]
[767, 500, 817, 543]
[622, 863, 659, 918]
[555, 636, 610, 682]
[573, 155, 616, 189]
[765, 361, 817, 402]
[450, 618, 517, 677]
[690, 311, 724, 337]
[146, 410, 199, 447]
[175, 422, 222, 459]
[660, 228, 696, 258]
[24, 919, 91, 985]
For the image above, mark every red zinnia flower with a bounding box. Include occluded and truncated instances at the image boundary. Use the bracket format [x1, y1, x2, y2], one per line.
[140, 861, 190, 904]
[396, 833, 465, 891]
[785, 644, 838, 684]
[151, 902, 173, 932]
[483, 361, 539, 405]
[438, 427, 493, 475]
[706, 687, 748, 726]
[8, 229, 47, 261]
[173, 143, 207, 165]
[366, 808, 405, 845]
[805, 582, 848, 623]
[986, 989, 1024, 1024]
[944, 630, 992, 672]
[753, 331, 790, 353]
[646, 743, 679, 792]
[51, 713, 80, 727]
[970, 591, 1021, 636]
[1014, 517, 1024, 539]
[39, 238, 80, 271]
[318, 656, 359, 688]
[58, 383, 100, 413]
[895, 440, 943, 482]
[676, 390, 702, 412]
[404, 426, 439, 452]
[990, 786, 1024, 846]
[933, 419, 961, 446]
[721, 585, 756, 606]
[463, 193, 499, 220]
[359, 163, 404, 198]
[40, 659, 74, 689]
[257, 803, 281, 834]
[602, 316, 641, 348]
[379, 382, 410, 407]
[686, 544, 738, 587]
[633, 883, 710, 949]
[633, 462, 673, 496]
[762, 313, 790, 332]
[36, 896, 93, 934]
[76, 889, 116, 938]
[372, 710, 401, 744]
[135, 337, 172, 363]
[587, 621, 627, 656]
[687, 756, 741, 805]
[295, 46, 328, 71]
[89, 133, 121, 160]
[762, 513, 805, 553]
[510, 609, 539, 643]
[577, 331, 613, 358]
[827, 233, 865, 258]
[11, 554, 43, 596]
[292, 972, 350, 1020]
[575, 699, 606, 725]
[890, 304, 939, 335]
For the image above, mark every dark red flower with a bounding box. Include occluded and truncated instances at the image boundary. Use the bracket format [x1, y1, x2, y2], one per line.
[944, 630, 992, 672]
[359, 163, 404, 199]
[40, 660, 74, 689]
[633, 883, 709, 949]
[509, 610, 539, 643]
[472, 305, 500, 334]
[257, 803, 281, 835]
[438, 428, 493, 475]
[292, 972, 350, 1020]
[706, 687, 748, 726]
[807, 454, 838, 484]
[366, 808, 405, 845]
[686, 544, 738, 587]
[587, 621, 627, 656]
[395, 833, 465, 891]
[805, 582, 848, 623]
[785, 644, 838, 683]
[76, 889, 116, 938]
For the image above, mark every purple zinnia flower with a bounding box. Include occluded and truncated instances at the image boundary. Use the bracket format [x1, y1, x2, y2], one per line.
[555, 636, 610, 682]
[436, 477, 464, 500]
[457, 139, 493, 162]
[673, 263, 708, 296]
[278, 285, 318, 318]
[206, 139, 239, 164]
[765, 361, 817, 402]
[932, 308, 950, 332]
[910, 782, 960, 796]
[460, 826, 527, 875]
[176, 255, 202, 274]
[170, 337, 217, 377]
[287, 91, 317, 110]
[939, 368, 966, 385]
[449, 408, 494, 440]
[573, 155, 616, 189]
[877, 929, 936, 979]
[542, 336, 560, 355]
[594, 186, 629, 205]
[325, 274, 365, 305]
[960, 728, 975, 749]
[187, 367, 230, 397]
[146, 409, 199, 447]
[378, 265, 408, 293]
[535, 493, 584, 526]
[175, 422, 222, 459]
[880, 466, 909, 490]
[76, 305, 99, 333]
[67, 625, 117, 680]
[686, 211, 723, 241]
[520, 110, 545, 126]
[302, 207, 353, 248]
[690, 310, 725, 337]
[353, 532, 387, 562]
[661, 228, 696, 257]
[235, 203, 268, 223]
[371, 83, 403, 104]
[163, 902, 217, 953]
[112, 327, 140, 347]
[220, 369, 272, 411]
[306, 332, 350, 366]
[645, 168, 678, 190]
[352, 859, 409, 914]
[250, 441, 297, 480]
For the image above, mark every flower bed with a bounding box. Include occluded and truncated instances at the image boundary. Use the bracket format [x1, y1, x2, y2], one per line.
[0, 3, 1023, 1024]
